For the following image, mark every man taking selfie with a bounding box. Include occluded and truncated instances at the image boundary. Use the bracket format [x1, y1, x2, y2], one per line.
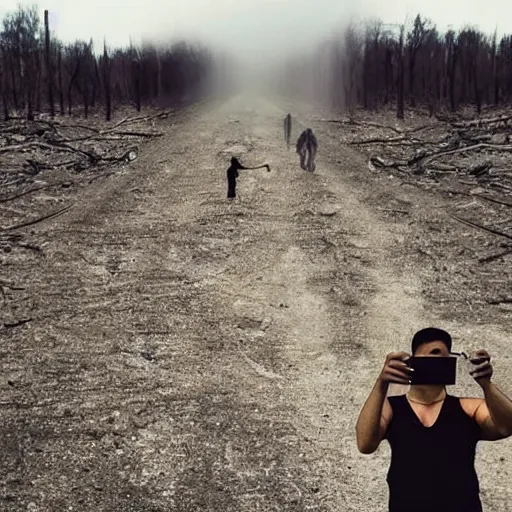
[356, 327, 512, 512]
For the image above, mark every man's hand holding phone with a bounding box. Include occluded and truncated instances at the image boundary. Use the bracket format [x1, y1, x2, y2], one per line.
[379, 352, 413, 386]
[469, 349, 493, 385]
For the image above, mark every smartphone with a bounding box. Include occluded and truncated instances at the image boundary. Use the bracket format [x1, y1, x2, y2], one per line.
[405, 356, 457, 385]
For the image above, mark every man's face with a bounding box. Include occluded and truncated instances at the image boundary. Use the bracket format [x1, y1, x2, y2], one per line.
[414, 340, 450, 357]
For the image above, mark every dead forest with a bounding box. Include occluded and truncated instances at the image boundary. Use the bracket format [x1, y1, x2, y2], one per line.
[0, 6, 214, 122]
[276, 15, 512, 271]
[1, 7, 511, 266]
[283, 15, 512, 118]
[0, 3, 220, 260]
[0, 4, 218, 195]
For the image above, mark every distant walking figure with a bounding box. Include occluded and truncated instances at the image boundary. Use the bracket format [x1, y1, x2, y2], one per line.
[284, 113, 292, 150]
[296, 128, 318, 172]
[226, 157, 270, 200]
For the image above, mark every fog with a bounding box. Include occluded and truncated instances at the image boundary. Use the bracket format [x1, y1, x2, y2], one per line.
[2, 0, 510, 57]
[1, 0, 511, 97]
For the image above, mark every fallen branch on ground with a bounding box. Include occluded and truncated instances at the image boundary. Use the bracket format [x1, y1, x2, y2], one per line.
[0, 280, 25, 291]
[478, 248, 512, 264]
[487, 297, 512, 305]
[451, 115, 512, 129]
[319, 118, 403, 134]
[376, 207, 409, 214]
[422, 144, 512, 166]
[3, 318, 32, 329]
[448, 213, 512, 241]
[350, 135, 410, 145]
[0, 141, 95, 160]
[109, 110, 171, 130]
[0, 182, 73, 203]
[1, 204, 72, 232]
[445, 190, 512, 208]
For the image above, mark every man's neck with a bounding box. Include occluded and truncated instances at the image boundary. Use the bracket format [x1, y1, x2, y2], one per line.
[407, 385, 447, 404]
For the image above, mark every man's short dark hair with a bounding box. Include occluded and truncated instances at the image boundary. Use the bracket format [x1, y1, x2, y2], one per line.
[411, 327, 452, 354]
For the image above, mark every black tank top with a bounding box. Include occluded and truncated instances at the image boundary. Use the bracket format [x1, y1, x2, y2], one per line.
[385, 394, 482, 512]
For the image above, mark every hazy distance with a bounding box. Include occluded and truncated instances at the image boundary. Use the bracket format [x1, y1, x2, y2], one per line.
[1, 0, 510, 58]
[0, 0, 510, 95]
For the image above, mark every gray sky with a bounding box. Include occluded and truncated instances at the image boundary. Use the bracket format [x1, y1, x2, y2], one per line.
[0, 0, 510, 62]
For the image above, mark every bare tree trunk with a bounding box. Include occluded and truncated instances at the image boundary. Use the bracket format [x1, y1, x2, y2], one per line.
[134, 59, 141, 112]
[9, 54, 18, 111]
[92, 57, 100, 107]
[156, 48, 162, 103]
[0, 47, 9, 120]
[25, 49, 34, 121]
[68, 59, 81, 116]
[491, 32, 499, 106]
[35, 48, 42, 113]
[122, 58, 129, 99]
[449, 54, 456, 111]
[384, 48, 392, 104]
[58, 46, 64, 115]
[44, 10, 55, 117]
[408, 60, 416, 107]
[472, 59, 481, 114]
[397, 26, 405, 120]
[103, 42, 111, 121]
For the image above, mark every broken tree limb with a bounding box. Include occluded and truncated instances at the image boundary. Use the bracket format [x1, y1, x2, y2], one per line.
[0, 280, 26, 291]
[406, 123, 444, 134]
[319, 118, 403, 133]
[478, 248, 512, 264]
[109, 110, 171, 131]
[376, 207, 409, 214]
[1, 204, 72, 232]
[0, 141, 95, 160]
[422, 143, 512, 166]
[444, 190, 512, 208]
[368, 156, 408, 171]
[350, 135, 410, 145]
[448, 213, 512, 241]
[487, 297, 512, 305]
[0, 184, 55, 203]
[3, 318, 32, 329]
[108, 130, 164, 137]
[452, 115, 512, 129]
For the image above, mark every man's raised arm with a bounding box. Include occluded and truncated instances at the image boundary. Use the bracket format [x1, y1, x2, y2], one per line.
[356, 352, 411, 454]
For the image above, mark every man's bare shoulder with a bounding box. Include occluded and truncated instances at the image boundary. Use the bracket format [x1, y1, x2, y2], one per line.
[459, 397, 484, 417]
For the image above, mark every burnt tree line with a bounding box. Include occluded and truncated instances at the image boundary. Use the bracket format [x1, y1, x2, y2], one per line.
[280, 15, 512, 118]
[0, 5, 214, 121]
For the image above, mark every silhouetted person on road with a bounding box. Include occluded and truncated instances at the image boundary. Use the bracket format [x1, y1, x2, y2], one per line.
[296, 128, 317, 172]
[284, 113, 292, 150]
[226, 157, 270, 200]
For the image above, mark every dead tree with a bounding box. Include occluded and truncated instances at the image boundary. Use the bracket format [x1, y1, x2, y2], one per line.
[0, 43, 9, 120]
[102, 40, 112, 121]
[44, 10, 54, 117]
[396, 24, 405, 119]
[445, 30, 458, 111]
[406, 14, 431, 107]
[491, 30, 499, 105]
[133, 53, 141, 112]
[56, 43, 64, 115]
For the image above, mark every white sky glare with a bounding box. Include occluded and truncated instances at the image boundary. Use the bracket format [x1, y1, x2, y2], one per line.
[0, 0, 510, 62]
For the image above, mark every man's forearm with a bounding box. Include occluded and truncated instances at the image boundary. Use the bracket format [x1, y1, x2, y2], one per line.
[356, 379, 388, 453]
[482, 381, 512, 435]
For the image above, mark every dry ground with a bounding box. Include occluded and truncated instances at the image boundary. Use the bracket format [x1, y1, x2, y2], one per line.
[1, 96, 511, 511]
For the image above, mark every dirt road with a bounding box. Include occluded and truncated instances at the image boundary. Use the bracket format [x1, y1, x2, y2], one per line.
[1, 96, 511, 511]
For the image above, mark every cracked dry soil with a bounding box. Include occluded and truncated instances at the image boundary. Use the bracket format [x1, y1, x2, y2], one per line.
[1, 96, 511, 511]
